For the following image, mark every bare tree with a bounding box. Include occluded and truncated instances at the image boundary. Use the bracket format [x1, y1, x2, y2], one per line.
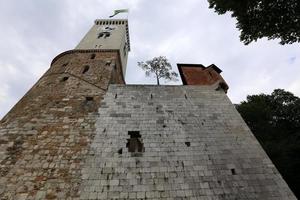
[138, 56, 178, 85]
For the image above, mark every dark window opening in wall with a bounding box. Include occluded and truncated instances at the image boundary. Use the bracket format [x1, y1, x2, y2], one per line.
[231, 168, 236, 175]
[85, 96, 94, 101]
[90, 54, 96, 59]
[126, 131, 144, 155]
[123, 44, 127, 56]
[82, 65, 90, 74]
[104, 32, 110, 38]
[98, 32, 111, 39]
[98, 32, 104, 38]
[62, 62, 68, 67]
[185, 142, 191, 147]
[61, 76, 69, 82]
[118, 148, 122, 155]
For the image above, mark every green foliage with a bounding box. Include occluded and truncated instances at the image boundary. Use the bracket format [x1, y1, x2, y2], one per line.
[138, 56, 178, 85]
[236, 89, 300, 197]
[208, 0, 300, 44]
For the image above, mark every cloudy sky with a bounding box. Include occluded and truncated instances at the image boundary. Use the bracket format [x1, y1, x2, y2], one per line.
[0, 0, 299, 119]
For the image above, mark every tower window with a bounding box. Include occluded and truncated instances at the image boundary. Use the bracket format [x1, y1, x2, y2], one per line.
[62, 62, 68, 67]
[98, 32, 110, 39]
[123, 44, 127, 56]
[104, 32, 110, 38]
[126, 131, 144, 156]
[85, 96, 94, 101]
[98, 33, 104, 38]
[90, 54, 96, 59]
[61, 76, 69, 82]
[82, 65, 90, 74]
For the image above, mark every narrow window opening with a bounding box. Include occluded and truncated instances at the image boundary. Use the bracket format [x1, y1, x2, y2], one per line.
[126, 131, 144, 155]
[98, 32, 104, 38]
[82, 65, 89, 74]
[85, 96, 94, 101]
[118, 148, 122, 155]
[185, 142, 191, 147]
[90, 54, 96, 59]
[123, 44, 127, 56]
[61, 76, 69, 82]
[231, 168, 236, 175]
[184, 94, 188, 99]
[104, 32, 110, 38]
[115, 94, 117, 99]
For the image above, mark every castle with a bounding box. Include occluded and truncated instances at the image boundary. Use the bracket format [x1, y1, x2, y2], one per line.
[0, 18, 296, 199]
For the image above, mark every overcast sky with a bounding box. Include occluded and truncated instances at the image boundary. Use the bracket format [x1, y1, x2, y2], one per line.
[0, 0, 299, 119]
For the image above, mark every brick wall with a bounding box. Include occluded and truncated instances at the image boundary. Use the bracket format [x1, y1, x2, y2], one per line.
[178, 64, 229, 93]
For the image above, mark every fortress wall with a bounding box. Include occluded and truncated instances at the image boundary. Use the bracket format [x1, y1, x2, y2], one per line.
[79, 84, 296, 200]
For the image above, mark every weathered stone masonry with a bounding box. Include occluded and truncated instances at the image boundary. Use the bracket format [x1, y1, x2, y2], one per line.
[0, 17, 297, 200]
[0, 50, 124, 199]
[80, 85, 296, 199]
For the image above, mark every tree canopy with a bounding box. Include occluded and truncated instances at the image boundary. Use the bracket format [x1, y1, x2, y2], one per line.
[208, 0, 300, 45]
[138, 56, 178, 85]
[236, 89, 300, 198]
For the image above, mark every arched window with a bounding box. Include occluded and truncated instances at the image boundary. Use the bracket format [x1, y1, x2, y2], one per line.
[82, 65, 89, 74]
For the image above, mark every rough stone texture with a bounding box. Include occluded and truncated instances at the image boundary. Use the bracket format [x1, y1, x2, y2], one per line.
[80, 84, 296, 200]
[0, 50, 124, 200]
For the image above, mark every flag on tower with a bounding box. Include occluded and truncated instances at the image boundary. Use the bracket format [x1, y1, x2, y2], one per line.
[109, 9, 129, 18]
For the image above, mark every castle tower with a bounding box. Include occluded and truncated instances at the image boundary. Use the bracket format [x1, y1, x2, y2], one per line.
[0, 18, 296, 200]
[0, 19, 129, 199]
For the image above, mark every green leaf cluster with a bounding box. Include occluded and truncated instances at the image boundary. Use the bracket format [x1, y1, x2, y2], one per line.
[208, 0, 300, 44]
[237, 89, 300, 197]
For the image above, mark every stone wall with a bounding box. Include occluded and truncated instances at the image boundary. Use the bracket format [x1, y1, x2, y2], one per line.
[0, 50, 124, 199]
[79, 84, 296, 199]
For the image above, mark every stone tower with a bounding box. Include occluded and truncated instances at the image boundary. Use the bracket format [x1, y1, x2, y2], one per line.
[0, 19, 129, 199]
[0, 18, 296, 200]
